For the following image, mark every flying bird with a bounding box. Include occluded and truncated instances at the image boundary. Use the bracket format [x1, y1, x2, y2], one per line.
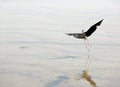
[66, 19, 104, 39]
[66, 19, 104, 51]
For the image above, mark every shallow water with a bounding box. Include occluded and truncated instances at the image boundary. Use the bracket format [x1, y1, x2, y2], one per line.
[0, 0, 120, 87]
[0, 31, 120, 87]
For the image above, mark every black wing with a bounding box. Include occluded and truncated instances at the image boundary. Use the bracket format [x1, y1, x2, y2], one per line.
[85, 19, 104, 37]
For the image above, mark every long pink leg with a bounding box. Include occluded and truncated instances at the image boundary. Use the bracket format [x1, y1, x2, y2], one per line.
[84, 39, 89, 52]
[86, 38, 91, 48]
[84, 38, 92, 71]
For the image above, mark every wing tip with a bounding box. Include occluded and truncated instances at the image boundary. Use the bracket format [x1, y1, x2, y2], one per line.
[97, 19, 104, 25]
[65, 33, 72, 36]
[100, 19, 104, 22]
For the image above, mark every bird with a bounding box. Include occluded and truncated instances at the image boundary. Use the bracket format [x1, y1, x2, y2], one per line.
[66, 19, 104, 51]
[66, 19, 104, 39]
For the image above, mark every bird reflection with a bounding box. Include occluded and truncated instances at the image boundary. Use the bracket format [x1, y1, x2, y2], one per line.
[84, 52, 91, 71]
[75, 51, 97, 87]
[82, 70, 97, 87]
[76, 70, 97, 87]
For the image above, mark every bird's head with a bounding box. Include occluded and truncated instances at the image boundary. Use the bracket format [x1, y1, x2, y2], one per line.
[82, 30, 84, 33]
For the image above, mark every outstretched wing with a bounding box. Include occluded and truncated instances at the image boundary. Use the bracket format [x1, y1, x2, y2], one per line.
[66, 33, 80, 36]
[85, 19, 103, 37]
